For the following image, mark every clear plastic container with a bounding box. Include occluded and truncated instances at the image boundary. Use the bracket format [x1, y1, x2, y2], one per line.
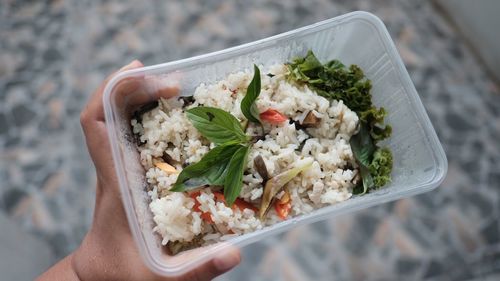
[103, 11, 447, 277]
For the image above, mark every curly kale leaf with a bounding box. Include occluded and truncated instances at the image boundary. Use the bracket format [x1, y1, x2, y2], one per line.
[359, 107, 392, 141]
[287, 50, 373, 113]
[369, 147, 393, 188]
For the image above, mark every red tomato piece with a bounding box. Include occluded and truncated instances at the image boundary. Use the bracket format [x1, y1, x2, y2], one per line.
[190, 191, 214, 223]
[213, 191, 257, 213]
[259, 109, 288, 124]
[274, 201, 291, 220]
[190, 191, 257, 224]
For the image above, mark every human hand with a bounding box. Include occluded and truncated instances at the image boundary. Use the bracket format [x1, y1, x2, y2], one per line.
[37, 60, 241, 281]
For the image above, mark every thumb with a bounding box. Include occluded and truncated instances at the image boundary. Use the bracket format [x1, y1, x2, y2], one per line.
[180, 247, 241, 281]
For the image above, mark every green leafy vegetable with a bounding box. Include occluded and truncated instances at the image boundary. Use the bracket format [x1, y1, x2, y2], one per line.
[224, 146, 250, 206]
[349, 123, 393, 194]
[369, 147, 393, 188]
[288, 50, 393, 193]
[171, 143, 242, 192]
[355, 165, 374, 195]
[287, 50, 373, 113]
[241, 64, 262, 124]
[359, 107, 392, 141]
[186, 107, 248, 145]
[174, 106, 253, 207]
[349, 125, 376, 167]
[349, 125, 375, 194]
[287, 50, 323, 82]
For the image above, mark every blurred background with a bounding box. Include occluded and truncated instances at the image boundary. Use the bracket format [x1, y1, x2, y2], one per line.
[1, 0, 499, 280]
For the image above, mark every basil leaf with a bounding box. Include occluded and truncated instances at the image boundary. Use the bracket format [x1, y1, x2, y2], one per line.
[171, 144, 242, 191]
[359, 165, 374, 194]
[241, 64, 261, 124]
[223, 145, 250, 206]
[350, 125, 375, 167]
[352, 165, 374, 195]
[186, 107, 248, 145]
[350, 125, 376, 194]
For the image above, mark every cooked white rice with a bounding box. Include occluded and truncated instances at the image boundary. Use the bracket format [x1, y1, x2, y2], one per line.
[132, 64, 359, 248]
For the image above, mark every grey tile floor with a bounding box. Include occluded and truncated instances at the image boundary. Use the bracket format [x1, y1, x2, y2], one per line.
[1, 0, 499, 280]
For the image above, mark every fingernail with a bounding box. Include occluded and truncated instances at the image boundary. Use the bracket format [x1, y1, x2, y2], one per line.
[213, 252, 240, 272]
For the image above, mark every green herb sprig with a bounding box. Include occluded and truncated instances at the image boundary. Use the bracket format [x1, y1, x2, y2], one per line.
[241, 64, 262, 124]
[171, 65, 262, 206]
[186, 107, 248, 145]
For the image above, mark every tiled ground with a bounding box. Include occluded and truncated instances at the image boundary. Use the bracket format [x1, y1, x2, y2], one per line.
[1, 0, 499, 280]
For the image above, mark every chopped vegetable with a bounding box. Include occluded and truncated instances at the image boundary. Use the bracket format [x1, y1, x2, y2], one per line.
[274, 189, 292, 220]
[179, 96, 195, 105]
[190, 192, 214, 223]
[301, 111, 321, 127]
[278, 190, 290, 204]
[253, 155, 269, 181]
[213, 192, 257, 213]
[190, 191, 257, 224]
[161, 151, 173, 163]
[259, 159, 313, 219]
[155, 162, 179, 174]
[274, 201, 291, 220]
[260, 109, 288, 124]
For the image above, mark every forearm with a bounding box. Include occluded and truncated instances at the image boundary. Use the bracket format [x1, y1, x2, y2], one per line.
[37, 253, 80, 281]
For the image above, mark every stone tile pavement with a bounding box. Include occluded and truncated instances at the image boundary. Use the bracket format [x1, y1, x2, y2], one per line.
[0, 0, 499, 280]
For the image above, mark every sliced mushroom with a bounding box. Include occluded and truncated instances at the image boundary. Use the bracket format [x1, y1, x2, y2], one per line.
[162, 151, 173, 163]
[179, 96, 195, 105]
[253, 155, 269, 181]
[301, 111, 321, 127]
[259, 159, 313, 219]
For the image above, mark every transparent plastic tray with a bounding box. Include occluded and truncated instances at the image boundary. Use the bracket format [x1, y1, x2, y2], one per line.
[103, 11, 447, 276]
